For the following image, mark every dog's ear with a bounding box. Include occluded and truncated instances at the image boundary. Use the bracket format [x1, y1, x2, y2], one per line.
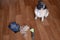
[44, 6, 47, 9]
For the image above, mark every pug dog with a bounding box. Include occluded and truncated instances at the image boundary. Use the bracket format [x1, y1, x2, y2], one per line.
[34, 2, 49, 22]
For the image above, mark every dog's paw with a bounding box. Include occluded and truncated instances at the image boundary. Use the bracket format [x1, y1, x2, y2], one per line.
[35, 17, 37, 20]
[41, 17, 44, 22]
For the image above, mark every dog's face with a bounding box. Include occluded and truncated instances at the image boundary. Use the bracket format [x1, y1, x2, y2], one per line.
[37, 2, 46, 10]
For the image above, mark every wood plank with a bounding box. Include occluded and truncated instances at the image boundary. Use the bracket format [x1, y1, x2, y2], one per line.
[0, 0, 60, 40]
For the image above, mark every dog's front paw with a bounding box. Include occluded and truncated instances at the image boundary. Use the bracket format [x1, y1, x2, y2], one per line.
[35, 16, 37, 20]
[41, 17, 44, 22]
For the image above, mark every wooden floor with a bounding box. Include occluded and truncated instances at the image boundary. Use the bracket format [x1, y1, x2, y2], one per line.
[0, 0, 60, 40]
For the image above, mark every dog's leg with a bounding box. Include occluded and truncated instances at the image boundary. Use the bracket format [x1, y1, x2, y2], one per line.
[41, 17, 44, 22]
[45, 13, 49, 18]
[45, 10, 49, 18]
[35, 16, 38, 20]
